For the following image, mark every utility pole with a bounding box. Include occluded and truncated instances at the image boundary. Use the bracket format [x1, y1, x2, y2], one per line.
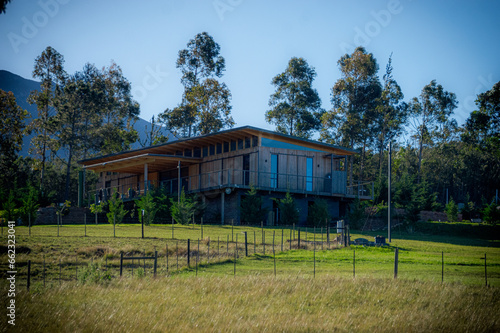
[388, 141, 392, 243]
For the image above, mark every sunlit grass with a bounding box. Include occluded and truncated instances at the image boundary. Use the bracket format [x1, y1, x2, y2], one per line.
[5, 275, 499, 332]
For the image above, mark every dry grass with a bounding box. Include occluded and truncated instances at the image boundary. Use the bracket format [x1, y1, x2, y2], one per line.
[4, 275, 499, 332]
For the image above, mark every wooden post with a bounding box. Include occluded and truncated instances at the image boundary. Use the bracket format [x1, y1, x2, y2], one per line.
[27, 260, 31, 291]
[254, 231, 256, 254]
[298, 230, 301, 248]
[120, 252, 123, 277]
[441, 251, 444, 283]
[313, 231, 316, 278]
[141, 210, 144, 239]
[236, 234, 238, 259]
[244, 232, 248, 257]
[153, 251, 158, 277]
[197, 239, 200, 276]
[281, 229, 284, 252]
[485, 253, 487, 287]
[321, 227, 323, 251]
[353, 250, 355, 279]
[394, 247, 399, 279]
[274, 240, 276, 277]
[187, 239, 191, 267]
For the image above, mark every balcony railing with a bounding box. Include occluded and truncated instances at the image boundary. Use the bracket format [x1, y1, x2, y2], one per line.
[88, 169, 373, 205]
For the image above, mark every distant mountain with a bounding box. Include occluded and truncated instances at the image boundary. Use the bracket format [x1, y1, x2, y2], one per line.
[0, 70, 174, 157]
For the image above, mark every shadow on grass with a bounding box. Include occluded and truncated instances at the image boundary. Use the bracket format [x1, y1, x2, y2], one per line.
[354, 222, 500, 248]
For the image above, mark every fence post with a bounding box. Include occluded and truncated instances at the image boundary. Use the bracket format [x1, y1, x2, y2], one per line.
[43, 256, 46, 288]
[441, 251, 444, 283]
[485, 253, 487, 287]
[281, 229, 284, 252]
[298, 230, 301, 248]
[120, 252, 123, 277]
[154, 251, 158, 277]
[187, 239, 191, 267]
[27, 260, 31, 291]
[244, 232, 248, 257]
[394, 247, 399, 279]
[353, 250, 355, 279]
[313, 231, 316, 278]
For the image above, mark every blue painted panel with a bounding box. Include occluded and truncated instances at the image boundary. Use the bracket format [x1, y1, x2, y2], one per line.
[261, 138, 327, 152]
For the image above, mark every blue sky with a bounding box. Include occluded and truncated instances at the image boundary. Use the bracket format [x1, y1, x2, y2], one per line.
[1, 0, 499, 136]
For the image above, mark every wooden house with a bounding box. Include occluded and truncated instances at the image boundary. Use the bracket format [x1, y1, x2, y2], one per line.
[79, 126, 372, 225]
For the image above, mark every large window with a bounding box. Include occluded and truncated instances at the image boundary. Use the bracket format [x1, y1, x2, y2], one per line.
[306, 157, 313, 191]
[271, 154, 278, 188]
[243, 154, 250, 186]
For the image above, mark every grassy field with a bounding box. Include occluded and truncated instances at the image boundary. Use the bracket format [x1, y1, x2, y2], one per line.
[1, 222, 499, 332]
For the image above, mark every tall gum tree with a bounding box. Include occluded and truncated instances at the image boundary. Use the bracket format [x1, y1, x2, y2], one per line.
[321, 47, 381, 181]
[27, 46, 67, 196]
[266, 57, 323, 139]
[409, 80, 457, 183]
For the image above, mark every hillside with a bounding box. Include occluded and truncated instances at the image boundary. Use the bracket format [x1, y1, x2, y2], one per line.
[0, 70, 174, 156]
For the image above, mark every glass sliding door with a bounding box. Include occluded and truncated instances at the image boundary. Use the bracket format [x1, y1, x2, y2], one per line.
[306, 157, 313, 191]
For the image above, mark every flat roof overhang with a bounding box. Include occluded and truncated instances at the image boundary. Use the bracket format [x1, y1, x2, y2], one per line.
[82, 153, 202, 174]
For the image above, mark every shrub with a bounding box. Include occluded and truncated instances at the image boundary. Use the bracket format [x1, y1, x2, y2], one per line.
[170, 188, 195, 225]
[240, 185, 268, 224]
[135, 191, 157, 226]
[445, 198, 458, 222]
[481, 200, 500, 225]
[307, 199, 330, 227]
[78, 262, 111, 285]
[274, 192, 299, 226]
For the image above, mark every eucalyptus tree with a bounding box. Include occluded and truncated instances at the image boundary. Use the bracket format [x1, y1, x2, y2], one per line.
[27, 46, 67, 195]
[408, 80, 457, 182]
[160, 32, 232, 137]
[0, 89, 29, 193]
[321, 47, 381, 180]
[266, 57, 323, 139]
[373, 55, 407, 175]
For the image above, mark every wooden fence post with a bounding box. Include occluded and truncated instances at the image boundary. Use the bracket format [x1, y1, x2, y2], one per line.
[313, 231, 316, 278]
[153, 251, 158, 277]
[281, 229, 283, 252]
[441, 251, 444, 283]
[244, 232, 248, 257]
[187, 239, 191, 267]
[27, 260, 31, 291]
[485, 253, 487, 287]
[120, 252, 123, 277]
[394, 247, 399, 279]
[353, 250, 355, 279]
